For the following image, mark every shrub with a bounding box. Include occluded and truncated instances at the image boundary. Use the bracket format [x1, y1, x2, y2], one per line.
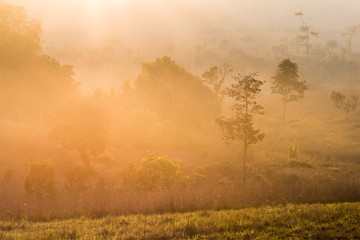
[24, 161, 56, 199]
[118, 153, 190, 191]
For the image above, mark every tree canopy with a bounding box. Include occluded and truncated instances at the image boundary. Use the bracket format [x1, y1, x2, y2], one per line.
[119, 153, 189, 191]
[330, 91, 358, 120]
[0, 2, 79, 122]
[135, 56, 218, 128]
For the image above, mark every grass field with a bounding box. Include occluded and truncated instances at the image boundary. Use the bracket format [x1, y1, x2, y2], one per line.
[1, 202, 360, 239]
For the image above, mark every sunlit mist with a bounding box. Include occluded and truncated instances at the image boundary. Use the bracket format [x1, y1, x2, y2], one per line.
[1, 0, 360, 238]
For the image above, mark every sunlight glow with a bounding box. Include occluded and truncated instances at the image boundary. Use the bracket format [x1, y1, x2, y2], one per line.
[113, 0, 123, 5]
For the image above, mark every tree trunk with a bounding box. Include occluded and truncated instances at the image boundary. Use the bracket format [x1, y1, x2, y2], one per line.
[171, 85, 175, 122]
[346, 110, 349, 120]
[348, 36, 353, 61]
[243, 141, 247, 187]
[306, 39, 309, 64]
[283, 100, 287, 125]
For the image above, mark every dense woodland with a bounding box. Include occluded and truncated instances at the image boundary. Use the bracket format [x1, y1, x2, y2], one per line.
[0, 1, 360, 220]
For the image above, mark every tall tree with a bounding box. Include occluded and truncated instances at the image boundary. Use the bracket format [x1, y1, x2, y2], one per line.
[341, 25, 360, 60]
[330, 91, 358, 120]
[216, 73, 265, 186]
[271, 58, 309, 124]
[0, 2, 79, 122]
[295, 12, 319, 63]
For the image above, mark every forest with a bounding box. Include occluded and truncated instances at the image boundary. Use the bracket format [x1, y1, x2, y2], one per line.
[0, 0, 360, 238]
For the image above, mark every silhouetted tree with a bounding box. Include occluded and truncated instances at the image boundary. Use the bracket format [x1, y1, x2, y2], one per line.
[330, 91, 359, 120]
[271, 58, 309, 124]
[295, 12, 319, 63]
[216, 73, 265, 186]
[202, 63, 233, 102]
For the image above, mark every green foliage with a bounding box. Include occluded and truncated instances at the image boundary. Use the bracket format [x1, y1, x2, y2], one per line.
[216, 72, 264, 185]
[271, 59, 308, 103]
[0, 2, 79, 121]
[271, 58, 308, 123]
[119, 153, 190, 191]
[330, 91, 359, 120]
[2, 203, 360, 239]
[184, 220, 198, 237]
[0, 2, 42, 62]
[288, 139, 300, 159]
[216, 72, 265, 145]
[24, 161, 56, 199]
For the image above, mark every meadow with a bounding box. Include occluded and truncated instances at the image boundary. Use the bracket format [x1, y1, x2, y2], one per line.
[1, 202, 360, 239]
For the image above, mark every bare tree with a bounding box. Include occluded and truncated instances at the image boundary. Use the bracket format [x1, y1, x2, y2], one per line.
[295, 12, 319, 63]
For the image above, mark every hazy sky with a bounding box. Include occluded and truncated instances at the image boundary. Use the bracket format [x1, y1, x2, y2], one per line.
[6, 0, 360, 48]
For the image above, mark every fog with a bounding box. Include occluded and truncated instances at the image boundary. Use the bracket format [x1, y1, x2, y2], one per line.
[1, 0, 360, 221]
[7, 0, 360, 90]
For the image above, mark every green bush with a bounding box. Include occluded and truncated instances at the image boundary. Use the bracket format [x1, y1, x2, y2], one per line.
[24, 161, 56, 199]
[118, 153, 190, 191]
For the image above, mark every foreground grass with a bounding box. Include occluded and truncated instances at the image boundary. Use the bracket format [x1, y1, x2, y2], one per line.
[1, 202, 360, 239]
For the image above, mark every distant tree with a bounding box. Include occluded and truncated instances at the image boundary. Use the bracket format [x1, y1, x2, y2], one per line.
[271, 58, 309, 124]
[135, 56, 218, 127]
[50, 99, 109, 168]
[0, 2, 79, 122]
[216, 73, 265, 186]
[202, 63, 233, 102]
[295, 12, 319, 63]
[24, 161, 56, 199]
[341, 25, 360, 60]
[119, 153, 189, 191]
[330, 91, 359, 120]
